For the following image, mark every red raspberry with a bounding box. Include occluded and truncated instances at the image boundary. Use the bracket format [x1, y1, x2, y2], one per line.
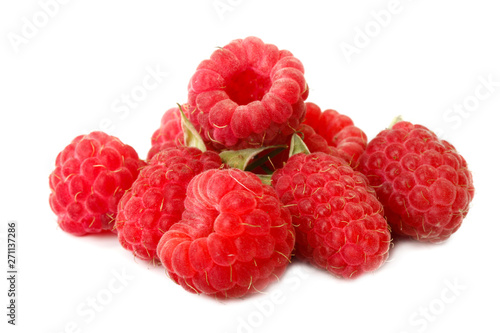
[295, 124, 338, 156]
[187, 36, 309, 150]
[49, 131, 145, 236]
[303, 102, 367, 167]
[272, 152, 391, 278]
[116, 147, 222, 261]
[157, 168, 295, 298]
[147, 140, 178, 163]
[357, 121, 474, 242]
[148, 106, 184, 160]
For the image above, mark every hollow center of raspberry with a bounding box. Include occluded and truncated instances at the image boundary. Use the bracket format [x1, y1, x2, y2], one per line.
[225, 68, 271, 105]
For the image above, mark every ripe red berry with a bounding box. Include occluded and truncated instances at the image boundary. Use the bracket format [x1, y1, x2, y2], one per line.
[303, 102, 367, 167]
[157, 168, 295, 298]
[49, 131, 145, 236]
[116, 147, 222, 261]
[272, 152, 391, 278]
[357, 121, 474, 242]
[187, 36, 309, 150]
[148, 106, 184, 160]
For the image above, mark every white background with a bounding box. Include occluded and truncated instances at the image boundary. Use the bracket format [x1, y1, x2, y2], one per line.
[1, 1, 499, 332]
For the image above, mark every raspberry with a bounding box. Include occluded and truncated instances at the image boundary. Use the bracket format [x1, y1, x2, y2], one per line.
[298, 124, 338, 156]
[357, 121, 474, 242]
[116, 147, 222, 261]
[272, 152, 391, 278]
[49, 131, 145, 236]
[157, 168, 295, 298]
[148, 106, 184, 160]
[187, 36, 309, 150]
[303, 102, 367, 167]
[147, 141, 178, 163]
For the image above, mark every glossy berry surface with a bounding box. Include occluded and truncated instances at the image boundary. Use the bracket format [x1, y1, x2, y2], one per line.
[49, 131, 145, 236]
[272, 152, 391, 278]
[357, 121, 474, 242]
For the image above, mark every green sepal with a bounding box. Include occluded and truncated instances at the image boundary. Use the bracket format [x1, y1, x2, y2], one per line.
[178, 103, 206, 152]
[389, 115, 403, 129]
[289, 133, 310, 158]
[257, 174, 272, 186]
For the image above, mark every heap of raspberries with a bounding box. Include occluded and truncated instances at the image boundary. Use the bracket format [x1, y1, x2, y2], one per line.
[49, 36, 474, 298]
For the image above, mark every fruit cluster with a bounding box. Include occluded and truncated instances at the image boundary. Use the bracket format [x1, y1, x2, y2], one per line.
[49, 36, 475, 298]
